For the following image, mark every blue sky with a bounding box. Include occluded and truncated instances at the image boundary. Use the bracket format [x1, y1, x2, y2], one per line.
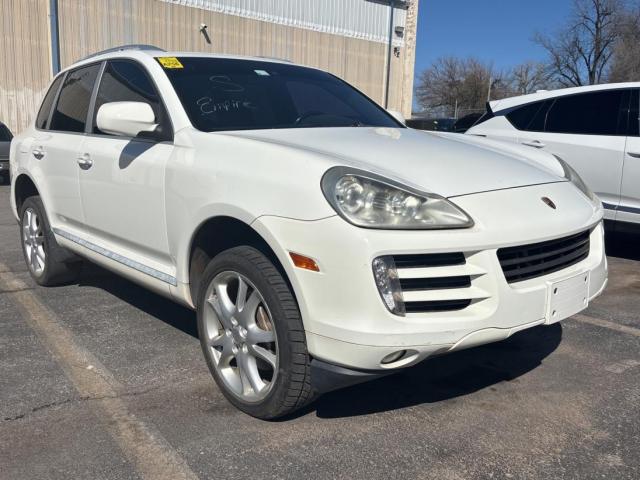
[414, 1, 574, 77]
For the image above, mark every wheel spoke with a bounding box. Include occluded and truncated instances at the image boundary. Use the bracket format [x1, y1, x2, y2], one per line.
[237, 290, 260, 327]
[206, 294, 233, 330]
[218, 341, 235, 368]
[36, 248, 46, 267]
[249, 344, 277, 369]
[29, 211, 38, 235]
[247, 326, 275, 344]
[30, 248, 39, 271]
[34, 235, 44, 246]
[209, 333, 227, 348]
[235, 275, 248, 312]
[237, 351, 265, 394]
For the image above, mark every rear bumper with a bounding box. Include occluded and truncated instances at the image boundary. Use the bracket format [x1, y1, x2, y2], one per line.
[252, 182, 607, 371]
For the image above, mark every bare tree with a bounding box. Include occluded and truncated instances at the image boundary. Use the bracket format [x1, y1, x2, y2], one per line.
[415, 56, 509, 116]
[534, 0, 620, 86]
[609, 6, 640, 82]
[510, 61, 553, 94]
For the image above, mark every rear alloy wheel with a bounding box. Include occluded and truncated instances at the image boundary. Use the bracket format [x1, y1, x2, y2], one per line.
[22, 206, 46, 277]
[197, 246, 313, 419]
[19, 196, 82, 286]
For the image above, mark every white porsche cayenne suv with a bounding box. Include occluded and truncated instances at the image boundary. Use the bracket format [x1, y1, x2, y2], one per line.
[10, 46, 607, 419]
[466, 83, 640, 229]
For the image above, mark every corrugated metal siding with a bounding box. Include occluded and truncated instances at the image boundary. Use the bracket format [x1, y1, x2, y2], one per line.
[0, 0, 416, 133]
[0, 0, 52, 134]
[56, 0, 409, 111]
[161, 0, 406, 44]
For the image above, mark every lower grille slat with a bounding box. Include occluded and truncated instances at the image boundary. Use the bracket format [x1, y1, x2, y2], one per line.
[404, 299, 472, 313]
[498, 230, 591, 283]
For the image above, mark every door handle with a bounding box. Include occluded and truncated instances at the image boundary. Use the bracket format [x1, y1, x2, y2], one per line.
[627, 151, 640, 158]
[77, 153, 93, 170]
[521, 140, 546, 148]
[32, 147, 45, 160]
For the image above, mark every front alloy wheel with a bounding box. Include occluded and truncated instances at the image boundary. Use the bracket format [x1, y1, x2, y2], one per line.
[196, 246, 314, 419]
[202, 271, 278, 402]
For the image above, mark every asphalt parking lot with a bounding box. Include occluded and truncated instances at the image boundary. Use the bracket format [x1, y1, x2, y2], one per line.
[0, 184, 638, 480]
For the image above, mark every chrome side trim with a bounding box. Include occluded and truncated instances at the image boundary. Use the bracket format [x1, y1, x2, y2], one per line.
[602, 202, 640, 215]
[617, 204, 640, 215]
[53, 228, 177, 286]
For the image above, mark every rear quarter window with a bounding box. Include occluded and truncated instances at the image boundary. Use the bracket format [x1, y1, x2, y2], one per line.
[36, 74, 64, 130]
[504, 100, 550, 131]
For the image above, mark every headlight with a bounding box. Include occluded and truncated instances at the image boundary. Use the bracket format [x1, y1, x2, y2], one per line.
[555, 157, 596, 202]
[321, 167, 473, 229]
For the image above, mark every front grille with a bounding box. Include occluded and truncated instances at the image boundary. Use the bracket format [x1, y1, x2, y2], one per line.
[404, 299, 472, 314]
[393, 252, 465, 269]
[390, 253, 486, 313]
[497, 230, 591, 283]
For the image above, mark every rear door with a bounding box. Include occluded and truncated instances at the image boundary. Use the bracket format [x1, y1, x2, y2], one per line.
[619, 89, 640, 224]
[518, 89, 628, 218]
[33, 63, 101, 229]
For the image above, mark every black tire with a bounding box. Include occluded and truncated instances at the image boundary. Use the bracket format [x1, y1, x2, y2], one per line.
[196, 246, 313, 419]
[19, 196, 82, 286]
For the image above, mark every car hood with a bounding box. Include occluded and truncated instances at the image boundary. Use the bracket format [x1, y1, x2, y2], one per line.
[221, 127, 564, 198]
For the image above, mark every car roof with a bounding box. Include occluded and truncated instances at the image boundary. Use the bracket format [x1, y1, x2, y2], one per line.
[490, 82, 640, 112]
[64, 45, 301, 73]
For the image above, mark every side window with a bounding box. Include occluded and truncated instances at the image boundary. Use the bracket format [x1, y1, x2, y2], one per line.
[505, 100, 549, 131]
[92, 60, 164, 135]
[545, 90, 625, 136]
[50, 64, 101, 133]
[35, 74, 64, 130]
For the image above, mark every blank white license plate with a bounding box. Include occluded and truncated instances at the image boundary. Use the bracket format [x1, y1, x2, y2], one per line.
[546, 271, 590, 324]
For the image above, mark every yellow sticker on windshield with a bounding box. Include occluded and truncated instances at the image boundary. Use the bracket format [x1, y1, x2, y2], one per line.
[157, 57, 183, 69]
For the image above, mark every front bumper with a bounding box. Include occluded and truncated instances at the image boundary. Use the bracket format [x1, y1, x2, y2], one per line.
[252, 182, 607, 371]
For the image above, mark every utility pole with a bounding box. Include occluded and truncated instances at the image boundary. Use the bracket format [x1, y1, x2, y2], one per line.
[487, 76, 492, 103]
[49, 0, 61, 74]
[384, 0, 396, 109]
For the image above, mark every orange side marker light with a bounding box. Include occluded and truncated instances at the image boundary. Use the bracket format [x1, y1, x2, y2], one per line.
[289, 252, 320, 272]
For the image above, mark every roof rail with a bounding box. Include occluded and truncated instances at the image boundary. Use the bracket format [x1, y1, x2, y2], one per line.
[80, 44, 166, 62]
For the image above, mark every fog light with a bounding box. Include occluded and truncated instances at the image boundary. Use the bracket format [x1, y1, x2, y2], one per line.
[372, 256, 405, 316]
[381, 350, 407, 365]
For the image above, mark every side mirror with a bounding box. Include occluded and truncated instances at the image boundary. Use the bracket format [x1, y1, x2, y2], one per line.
[96, 101, 158, 138]
[386, 109, 406, 125]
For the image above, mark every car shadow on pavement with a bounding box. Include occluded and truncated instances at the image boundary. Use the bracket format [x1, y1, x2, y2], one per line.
[77, 264, 199, 339]
[310, 323, 562, 419]
[75, 263, 562, 419]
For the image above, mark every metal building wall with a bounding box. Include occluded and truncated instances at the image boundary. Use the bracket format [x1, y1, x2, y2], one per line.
[161, 0, 407, 45]
[1, 0, 418, 133]
[0, 0, 52, 135]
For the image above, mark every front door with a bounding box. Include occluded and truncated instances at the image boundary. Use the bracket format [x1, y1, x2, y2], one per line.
[77, 59, 174, 271]
[620, 89, 640, 224]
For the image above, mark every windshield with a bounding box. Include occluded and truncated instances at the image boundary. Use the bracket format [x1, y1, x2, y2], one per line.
[158, 57, 402, 132]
